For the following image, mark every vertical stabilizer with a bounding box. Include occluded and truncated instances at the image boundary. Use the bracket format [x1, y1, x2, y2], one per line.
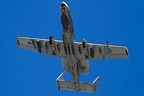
[56, 73, 100, 93]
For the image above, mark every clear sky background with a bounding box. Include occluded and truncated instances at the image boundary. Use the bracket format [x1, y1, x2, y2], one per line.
[0, 0, 144, 96]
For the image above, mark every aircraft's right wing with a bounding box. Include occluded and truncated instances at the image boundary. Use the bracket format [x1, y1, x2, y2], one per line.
[16, 37, 66, 58]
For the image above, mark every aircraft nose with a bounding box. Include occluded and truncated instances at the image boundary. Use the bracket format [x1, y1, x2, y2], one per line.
[61, 2, 66, 7]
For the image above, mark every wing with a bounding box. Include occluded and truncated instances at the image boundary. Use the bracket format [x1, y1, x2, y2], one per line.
[73, 42, 128, 60]
[16, 37, 66, 58]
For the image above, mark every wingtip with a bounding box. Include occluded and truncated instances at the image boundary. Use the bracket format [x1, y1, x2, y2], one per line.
[124, 47, 129, 57]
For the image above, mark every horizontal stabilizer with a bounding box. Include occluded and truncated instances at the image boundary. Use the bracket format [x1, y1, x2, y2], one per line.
[56, 73, 100, 93]
[56, 73, 74, 91]
[79, 76, 100, 93]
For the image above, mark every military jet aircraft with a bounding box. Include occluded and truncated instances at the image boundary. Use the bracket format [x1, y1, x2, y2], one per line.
[16, 2, 128, 94]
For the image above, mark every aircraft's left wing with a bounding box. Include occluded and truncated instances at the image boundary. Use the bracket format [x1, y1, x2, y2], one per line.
[73, 41, 128, 60]
[16, 37, 66, 58]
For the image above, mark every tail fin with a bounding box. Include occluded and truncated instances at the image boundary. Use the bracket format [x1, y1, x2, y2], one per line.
[56, 73, 100, 93]
[79, 76, 100, 93]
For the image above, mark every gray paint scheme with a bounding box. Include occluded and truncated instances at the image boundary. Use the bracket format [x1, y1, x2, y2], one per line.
[16, 2, 128, 94]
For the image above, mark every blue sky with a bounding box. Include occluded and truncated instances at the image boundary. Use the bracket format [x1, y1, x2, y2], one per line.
[0, 0, 144, 96]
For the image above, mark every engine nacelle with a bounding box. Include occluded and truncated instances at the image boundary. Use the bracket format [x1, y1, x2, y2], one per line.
[79, 60, 89, 74]
[62, 59, 89, 74]
[62, 58, 70, 72]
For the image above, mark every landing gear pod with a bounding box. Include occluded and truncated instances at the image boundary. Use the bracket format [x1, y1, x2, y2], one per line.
[82, 39, 87, 48]
[49, 36, 54, 45]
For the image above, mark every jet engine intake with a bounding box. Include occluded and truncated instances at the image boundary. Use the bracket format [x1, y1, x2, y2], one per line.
[79, 60, 89, 74]
[62, 58, 70, 72]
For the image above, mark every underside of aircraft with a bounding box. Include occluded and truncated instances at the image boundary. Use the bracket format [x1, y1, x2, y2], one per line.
[16, 2, 128, 94]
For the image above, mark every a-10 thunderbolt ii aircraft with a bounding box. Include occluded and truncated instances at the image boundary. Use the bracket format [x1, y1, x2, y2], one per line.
[16, 2, 128, 94]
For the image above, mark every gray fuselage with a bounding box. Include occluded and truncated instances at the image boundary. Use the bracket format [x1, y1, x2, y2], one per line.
[60, 2, 79, 92]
